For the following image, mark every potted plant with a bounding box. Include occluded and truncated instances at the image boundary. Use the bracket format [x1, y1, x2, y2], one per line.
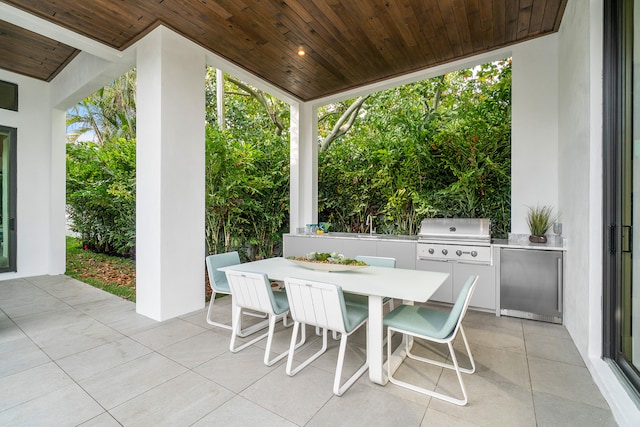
[526, 205, 558, 243]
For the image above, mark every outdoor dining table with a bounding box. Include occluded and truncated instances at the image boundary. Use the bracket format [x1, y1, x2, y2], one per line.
[219, 257, 449, 385]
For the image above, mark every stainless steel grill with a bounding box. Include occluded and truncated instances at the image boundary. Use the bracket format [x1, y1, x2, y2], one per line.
[417, 218, 492, 264]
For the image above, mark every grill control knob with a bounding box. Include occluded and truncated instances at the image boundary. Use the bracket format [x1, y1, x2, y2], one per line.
[441, 249, 448, 255]
[456, 250, 462, 257]
[471, 251, 478, 257]
[428, 248, 434, 255]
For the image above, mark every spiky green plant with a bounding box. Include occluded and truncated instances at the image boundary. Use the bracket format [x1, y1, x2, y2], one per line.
[526, 205, 558, 236]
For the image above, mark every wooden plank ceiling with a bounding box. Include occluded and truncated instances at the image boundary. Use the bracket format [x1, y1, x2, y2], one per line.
[0, 0, 567, 101]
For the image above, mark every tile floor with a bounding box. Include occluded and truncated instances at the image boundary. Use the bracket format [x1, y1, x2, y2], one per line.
[0, 275, 617, 426]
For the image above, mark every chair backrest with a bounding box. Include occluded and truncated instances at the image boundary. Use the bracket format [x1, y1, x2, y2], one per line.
[355, 255, 396, 268]
[285, 277, 352, 334]
[439, 275, 479, 339]
[206, 252, 241, 293]
[225, 270, 286, 315]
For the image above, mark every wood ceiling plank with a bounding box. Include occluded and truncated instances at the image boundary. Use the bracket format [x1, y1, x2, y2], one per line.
[490, 0, 506, 47]
[504, 0, 520, 43]
[462, 0, 485, 52]
[0, 0, 568, 100]
[517, 0, 534, 40]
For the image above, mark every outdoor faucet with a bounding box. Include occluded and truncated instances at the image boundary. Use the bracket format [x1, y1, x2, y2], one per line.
[366, 214, 375, 236]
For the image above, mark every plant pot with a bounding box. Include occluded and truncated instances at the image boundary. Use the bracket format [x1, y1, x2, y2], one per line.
[529, 235, 547, 244]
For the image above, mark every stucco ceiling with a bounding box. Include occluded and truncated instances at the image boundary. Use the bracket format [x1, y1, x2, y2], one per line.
[0, 0, 567, 101]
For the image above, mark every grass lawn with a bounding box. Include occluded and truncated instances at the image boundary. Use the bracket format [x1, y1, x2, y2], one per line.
[65, 236, 137, 301]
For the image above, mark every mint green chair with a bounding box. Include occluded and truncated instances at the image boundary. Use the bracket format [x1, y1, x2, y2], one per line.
[284, 277, 369, 396]
[383, 275, 479, 406]
[225, 270, 299, 366]
[205, 252, 267, 337]
[343, 255, 396, 309]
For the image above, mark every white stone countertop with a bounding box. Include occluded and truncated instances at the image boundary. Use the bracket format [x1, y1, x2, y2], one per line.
[491, 233, 567, 251]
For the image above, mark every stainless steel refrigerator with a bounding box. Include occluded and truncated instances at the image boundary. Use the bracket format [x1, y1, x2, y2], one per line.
[499, 248, 563, 324]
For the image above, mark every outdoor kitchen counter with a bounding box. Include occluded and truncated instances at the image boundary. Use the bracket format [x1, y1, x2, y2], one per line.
[287, 232, 418, 242]
[492, 234, 567, 251]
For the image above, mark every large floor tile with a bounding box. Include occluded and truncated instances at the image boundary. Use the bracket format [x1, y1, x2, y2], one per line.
[157, 330, 230, 369]
[428, 371, 536, 427]
[78, 413, 122, 427]
[193, 395, 296, 427]
[130, 318, 207, 351]
[533, 390, 617, 427]
[73, 297, 136, 324]
[194, 345, 279, 393]
[308, 381, 427, 427]
[528, 356, 611, 409]
[0, 362, 74, 411]
[522, 319, 571, 339]
[110, 371, 234, 426]
[462, 320, 526, 354]
[240, 363, 335, 426]
[0, 383, 104, 427]
[0, 335, 51, 377]
[465, 309, 524, 332]
[56, 336, 152, 381]
[28, 316, 125, 360]
[77, 352, 187, 409]
[455, 339, 531, 388]
[524, 332, 584, 367]
[1, 294, 70, 319]
[422, 407, 481, 427]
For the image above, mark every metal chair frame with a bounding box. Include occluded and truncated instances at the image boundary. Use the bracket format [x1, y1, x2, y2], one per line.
[384, 275, 479, 406]
[284, 277, 369, 396]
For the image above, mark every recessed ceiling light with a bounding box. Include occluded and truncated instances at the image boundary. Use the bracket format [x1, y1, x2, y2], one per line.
[297, 47, 306, 56]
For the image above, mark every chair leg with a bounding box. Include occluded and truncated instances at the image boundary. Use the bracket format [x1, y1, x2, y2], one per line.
[333, 327, 369, 396]
[287, 324, 328, 377]
[405, 326, 475, 374]
[229, 307, 269, 353]
[206, 292, 232, 330]
[207, 293, 269, 336]
[263, 312, 303, 366]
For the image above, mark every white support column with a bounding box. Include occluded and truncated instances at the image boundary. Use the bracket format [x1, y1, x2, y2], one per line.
[289, 101, 318, 232]
[136, 27, 206, 321]
[49, 108, 67, 274]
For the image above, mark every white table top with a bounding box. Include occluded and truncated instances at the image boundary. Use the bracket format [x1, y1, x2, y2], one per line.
[219, 257, 449, 303]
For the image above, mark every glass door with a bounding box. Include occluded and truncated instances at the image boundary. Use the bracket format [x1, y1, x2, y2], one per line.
[604, 0, 640, 394]
[0, 125, 16, 272]
[627, 0, 640, 379]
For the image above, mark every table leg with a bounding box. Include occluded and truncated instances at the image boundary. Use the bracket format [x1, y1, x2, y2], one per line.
[367, 295, 386, 384]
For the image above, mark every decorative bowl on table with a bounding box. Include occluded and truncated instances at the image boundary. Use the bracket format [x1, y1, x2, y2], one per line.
[287, 252, 368, 272]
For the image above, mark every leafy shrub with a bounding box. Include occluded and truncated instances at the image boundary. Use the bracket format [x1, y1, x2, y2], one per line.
[66, 137, 136, 256]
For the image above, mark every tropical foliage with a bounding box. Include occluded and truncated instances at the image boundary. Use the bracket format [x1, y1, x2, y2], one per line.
[66, 59, 512, 260]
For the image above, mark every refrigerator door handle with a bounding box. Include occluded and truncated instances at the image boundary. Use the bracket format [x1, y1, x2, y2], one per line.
[557, 256, 563, 313]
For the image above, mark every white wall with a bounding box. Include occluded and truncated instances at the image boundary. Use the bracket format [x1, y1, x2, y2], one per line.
[0, 70, 64, 278]
[511, 36, 560, 234]
[558, 1, 640, 425]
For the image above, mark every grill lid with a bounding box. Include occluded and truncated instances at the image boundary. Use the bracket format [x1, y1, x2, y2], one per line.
[418, 218, 491, 242]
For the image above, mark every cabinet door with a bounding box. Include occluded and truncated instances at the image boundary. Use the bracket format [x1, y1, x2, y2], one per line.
[415, 259, 454, 303]
[376, 241, 416, 269]
[454, 263, 496, 310]
[283, 235, 346, 257]
[342, 239, 377, 258]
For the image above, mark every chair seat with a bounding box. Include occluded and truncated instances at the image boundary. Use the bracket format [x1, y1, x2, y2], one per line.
[344, 304, 368, 333]
[344, 293, 391, 309]
[271, 290, 289, 315]
[384, 305, 453, 340]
